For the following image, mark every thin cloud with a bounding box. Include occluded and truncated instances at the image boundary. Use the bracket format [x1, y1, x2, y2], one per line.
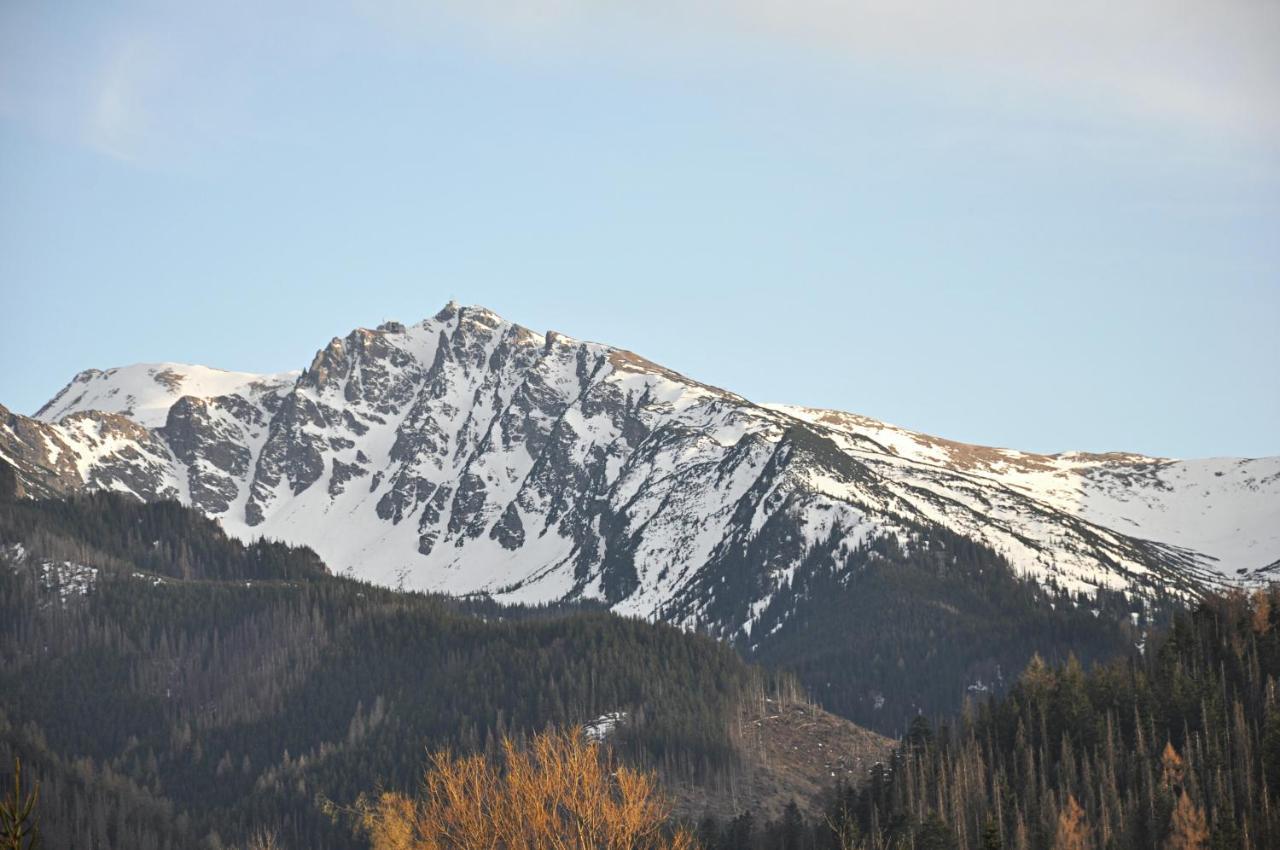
[772, 0, 1278, 137]
[0, 3, 329, 166]
[85, 36, 162, 162]
[2, 0, 1276, 164]
[360, 0, 1280, 140]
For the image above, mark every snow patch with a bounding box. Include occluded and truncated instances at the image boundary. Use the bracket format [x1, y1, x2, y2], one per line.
[584, 711, 627, 742]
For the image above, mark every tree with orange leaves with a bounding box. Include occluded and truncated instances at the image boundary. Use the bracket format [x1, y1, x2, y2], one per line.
[1160, 742, 1186, 791]
[356, 727, 696, 850]
[1252, 590, 1272, 635]
[1164, 791, 1208, 850]
[1051, 794, 1089, 850]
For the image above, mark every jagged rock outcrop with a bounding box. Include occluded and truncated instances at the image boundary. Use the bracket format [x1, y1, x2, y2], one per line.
[4, 302, 1278, 637]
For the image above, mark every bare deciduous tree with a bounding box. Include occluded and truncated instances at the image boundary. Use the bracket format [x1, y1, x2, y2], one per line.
[357, 727, 696, 850]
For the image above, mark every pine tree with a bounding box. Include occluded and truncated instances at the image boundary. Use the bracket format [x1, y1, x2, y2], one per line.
[981, 815, 1004, 850]
[726, 812, 754, 849]
[0, 758, 40, 850]
[917, 813, 957, 850]
[1251, 591, 1272, 635]
[1051, 794, 1088, 850]
[780, 801, 804, 850]
[1161, 742, 1186, 791]
[1164, 792, 1208, 850]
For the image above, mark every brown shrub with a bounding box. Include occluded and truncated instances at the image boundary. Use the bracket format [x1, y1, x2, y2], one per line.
[358, 727, 696, 850]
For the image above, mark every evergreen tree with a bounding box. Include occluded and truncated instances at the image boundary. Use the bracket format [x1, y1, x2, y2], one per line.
[1164, 792, 1207, 850]
[1052, 795, 1088, 850]
[980, 815, 1003, 850]
[918, 813, 957, 850]
[0, 757, 40, 850]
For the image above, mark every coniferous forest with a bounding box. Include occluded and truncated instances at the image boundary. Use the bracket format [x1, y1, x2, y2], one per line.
[0, 493, 757, 848]
[696, 588, 1280, 850]
[3, 491, 1277, 849]
[740, 523, 1171, 735]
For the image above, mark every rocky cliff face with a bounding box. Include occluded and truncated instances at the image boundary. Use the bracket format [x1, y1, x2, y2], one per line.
[5, 302, 1278, 637]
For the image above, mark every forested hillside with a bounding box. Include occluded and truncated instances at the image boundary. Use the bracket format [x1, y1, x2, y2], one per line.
[696, 587, 1280, 849]
[0, 494, 764, 849]
[3, 491, 1254, 850]
[742, 523, 1173, 735]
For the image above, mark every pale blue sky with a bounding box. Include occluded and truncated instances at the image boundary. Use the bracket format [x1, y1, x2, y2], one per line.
[2, 1, 1277, 458]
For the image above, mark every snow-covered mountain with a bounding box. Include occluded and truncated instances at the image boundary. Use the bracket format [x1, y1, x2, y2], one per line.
[35, 363, 300, 429]
[773, 406, 1280, 587]
[3, 302, 1277, 636]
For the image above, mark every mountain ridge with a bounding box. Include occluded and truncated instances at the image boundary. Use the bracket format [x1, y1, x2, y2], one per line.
[4, 302, 1278, 642]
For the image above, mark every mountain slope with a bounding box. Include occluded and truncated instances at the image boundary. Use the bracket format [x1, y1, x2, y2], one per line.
[3, 491, 841, 849]
[776, 404, 1280, 581]
[35, 363, 299, 428]
[5, 302, 1277, 644]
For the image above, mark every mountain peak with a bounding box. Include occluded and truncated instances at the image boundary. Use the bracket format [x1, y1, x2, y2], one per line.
[8, 304, 1279, 628]
[433, 300, 463, 323]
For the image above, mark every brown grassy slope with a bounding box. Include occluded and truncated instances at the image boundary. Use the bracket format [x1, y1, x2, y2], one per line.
[670, 696, 894, 822]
